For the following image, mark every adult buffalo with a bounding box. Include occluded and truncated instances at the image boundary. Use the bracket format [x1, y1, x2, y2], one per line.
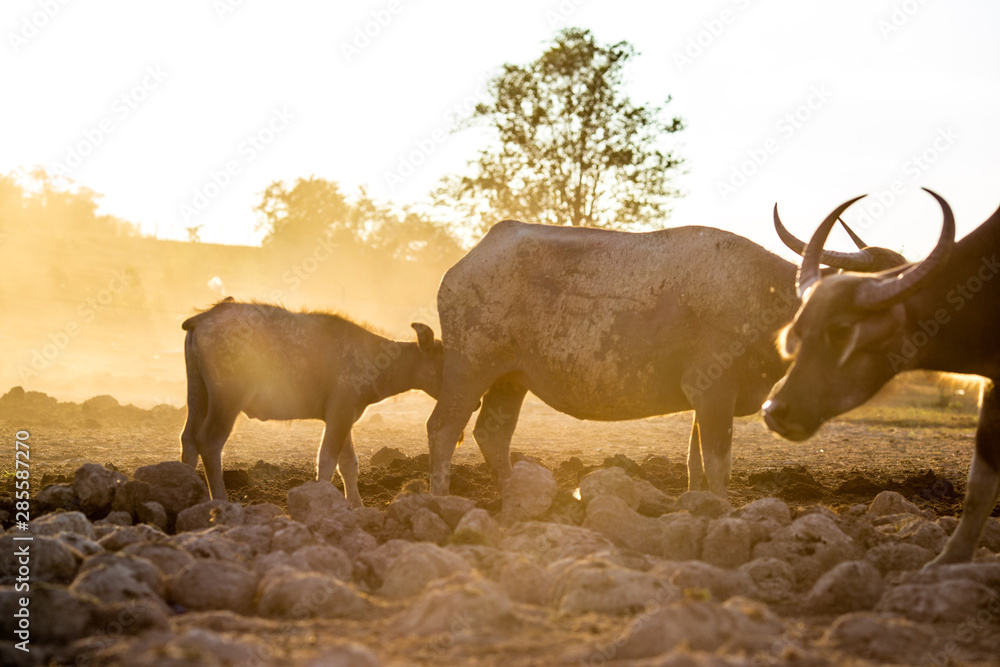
[426, 218, 906, 497]
[764, 189, 1000, 564]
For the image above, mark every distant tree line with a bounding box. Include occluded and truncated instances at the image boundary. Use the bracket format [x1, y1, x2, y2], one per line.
[255, 177, 462, 266]
[3, 28, 685, 260]
[0, 168, 138, 240]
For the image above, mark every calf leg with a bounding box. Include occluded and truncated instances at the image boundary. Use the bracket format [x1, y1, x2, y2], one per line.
[316, 413, 361, 506]
[472, 379, 528, 492]
[196, 401, 240, 500]
[687, 415, 706, 492]
[690, 387, 737, 497]
[180, 332, 207, 468]
[180, 394, 206, 469]
[339, 434, 363, 508]
[930, 382, 1000, 565]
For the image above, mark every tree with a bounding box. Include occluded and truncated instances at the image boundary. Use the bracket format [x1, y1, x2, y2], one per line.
[437, 28, 685, 231]
[255, 176, 462, 264]
[0, 168, 138, 238]
[255, 176, 354, 251]
[368, 209, 464, 264]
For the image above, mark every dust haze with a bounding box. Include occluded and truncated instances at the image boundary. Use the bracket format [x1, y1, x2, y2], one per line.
[1, 171, 458, 408]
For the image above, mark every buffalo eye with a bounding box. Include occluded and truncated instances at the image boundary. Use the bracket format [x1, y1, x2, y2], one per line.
[824, 322, 855, 349]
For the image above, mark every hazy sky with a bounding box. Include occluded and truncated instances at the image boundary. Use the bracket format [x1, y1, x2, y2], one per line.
[3, 0, 999, 260]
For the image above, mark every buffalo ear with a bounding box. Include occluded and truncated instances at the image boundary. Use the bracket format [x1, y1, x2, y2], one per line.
[411, 322, 435, 354]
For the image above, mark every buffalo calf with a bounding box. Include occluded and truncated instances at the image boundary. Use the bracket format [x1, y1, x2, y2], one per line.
[180, 299, 443, 505]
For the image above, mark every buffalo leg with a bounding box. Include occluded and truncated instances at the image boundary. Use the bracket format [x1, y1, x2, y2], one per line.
[196, 401, 240, 500]
[317, 415, 361, 507]
[472, 379, 528, 491]
[180, 332, 207, 469]
[687, 415, 706, 492]
[427, 394, 486, 496]
[690, 387, 737, 497]
[338, 434, 362, 508]
[428, 356, 494, 496]
[931, 382, 1000, 565]
[180, 381, 207, 469]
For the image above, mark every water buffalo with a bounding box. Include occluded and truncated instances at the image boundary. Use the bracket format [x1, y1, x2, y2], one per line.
[426, 218, 907, 497]
[180, 299, 443, 505]
[765, 189, 1000, 565]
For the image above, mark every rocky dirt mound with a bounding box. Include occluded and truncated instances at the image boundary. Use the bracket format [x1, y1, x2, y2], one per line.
[0, 386, 185, 431]
[4, 455, 1000, 666]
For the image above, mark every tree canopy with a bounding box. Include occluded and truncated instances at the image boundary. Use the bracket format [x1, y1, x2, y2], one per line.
[437, 28, 685, 231]
[256, 176, 462, 265]
[0, 168, 138, 239]
[256, 177, 354, 251]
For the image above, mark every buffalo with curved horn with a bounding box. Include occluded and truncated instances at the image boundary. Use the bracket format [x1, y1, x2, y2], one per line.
[763, 187, 1000, 564]
[772, 209, 907, 272]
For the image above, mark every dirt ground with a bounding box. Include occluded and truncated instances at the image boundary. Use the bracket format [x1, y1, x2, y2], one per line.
[2, 374, 996, 666]
[8, 375, 981, 517]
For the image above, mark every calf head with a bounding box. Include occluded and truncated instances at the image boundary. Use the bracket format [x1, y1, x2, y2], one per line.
[411, 322, 444, 399]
